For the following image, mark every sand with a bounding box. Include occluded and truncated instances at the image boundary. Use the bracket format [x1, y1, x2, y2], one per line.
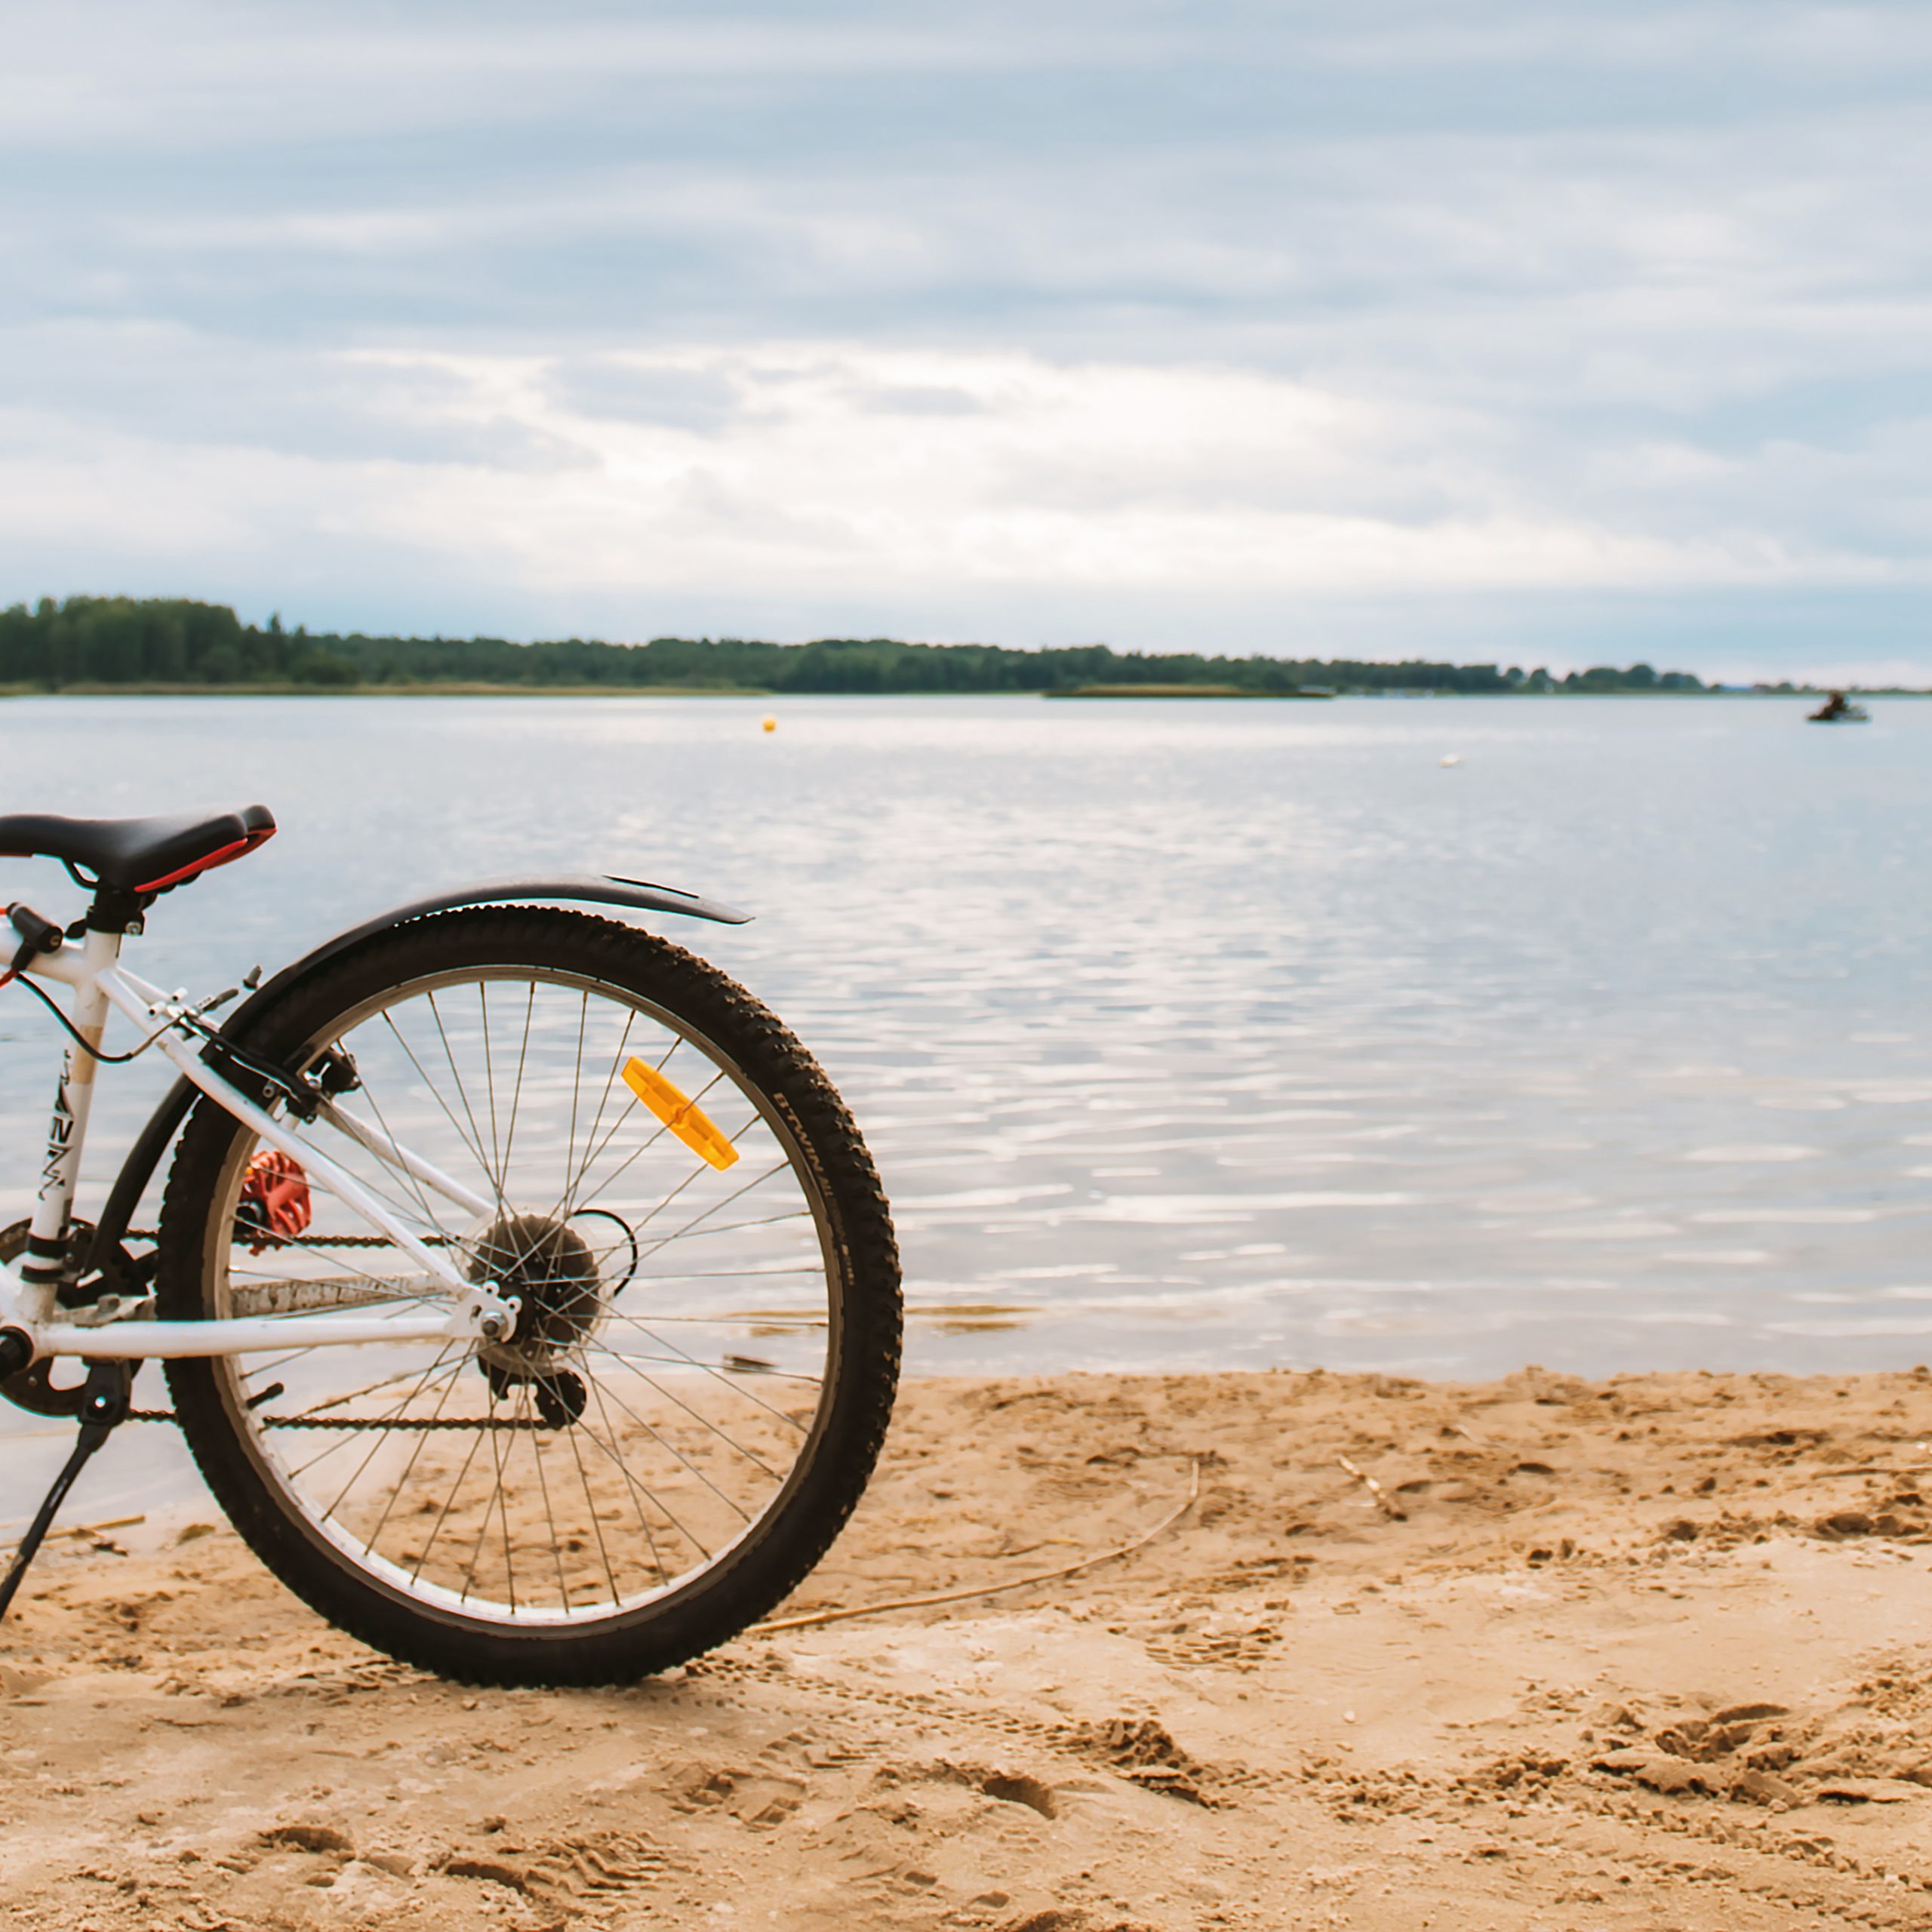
[9, 1365, 1932, 1929]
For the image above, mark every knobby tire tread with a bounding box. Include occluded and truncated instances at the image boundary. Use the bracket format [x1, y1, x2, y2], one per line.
[155, 908, 901, 1686]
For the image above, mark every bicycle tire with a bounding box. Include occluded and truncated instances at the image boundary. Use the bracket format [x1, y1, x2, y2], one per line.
[156, 906, 900, 1684]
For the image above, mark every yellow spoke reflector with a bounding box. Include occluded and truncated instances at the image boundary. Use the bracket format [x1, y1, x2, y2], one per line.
[621, 1059, 740, 1171]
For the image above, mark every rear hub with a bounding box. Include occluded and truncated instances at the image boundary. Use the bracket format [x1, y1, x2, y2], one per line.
[468, 1214, 601, 1426]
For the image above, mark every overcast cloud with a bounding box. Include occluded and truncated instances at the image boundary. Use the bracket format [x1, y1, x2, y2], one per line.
[5, 1, 1930, 676]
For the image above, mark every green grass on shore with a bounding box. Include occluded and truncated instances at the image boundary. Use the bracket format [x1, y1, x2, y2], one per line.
[4, 681, 773, 698]
[1047, 682, 1334, 699]
[2, 681, 1926, 701]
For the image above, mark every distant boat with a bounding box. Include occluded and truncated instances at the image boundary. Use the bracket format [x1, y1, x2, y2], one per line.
[1808, 690, 1869, 724]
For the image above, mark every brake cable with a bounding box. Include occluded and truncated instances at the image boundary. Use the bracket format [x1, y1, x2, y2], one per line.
[7, 971, 150, 1064]
[0, 926, 309, 1105]
[0, 916, 149, 1063]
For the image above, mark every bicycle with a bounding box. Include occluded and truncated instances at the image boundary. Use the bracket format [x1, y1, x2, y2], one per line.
[0, 803, 902, 1684]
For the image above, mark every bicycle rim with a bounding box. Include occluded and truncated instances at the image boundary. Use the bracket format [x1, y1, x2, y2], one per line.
[189, 964, 844, 1631]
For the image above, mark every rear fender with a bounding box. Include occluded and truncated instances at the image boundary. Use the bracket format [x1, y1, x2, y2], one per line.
[85, 875, 751, 1272]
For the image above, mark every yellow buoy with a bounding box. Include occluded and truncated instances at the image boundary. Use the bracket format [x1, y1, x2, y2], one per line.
[761, 715, 777, 733]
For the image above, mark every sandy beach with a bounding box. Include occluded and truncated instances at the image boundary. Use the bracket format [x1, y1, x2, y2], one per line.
[8, 1366, 1932, 1929]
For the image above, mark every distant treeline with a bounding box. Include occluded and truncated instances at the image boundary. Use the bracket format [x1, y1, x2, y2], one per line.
[0, 595, 1714, 695]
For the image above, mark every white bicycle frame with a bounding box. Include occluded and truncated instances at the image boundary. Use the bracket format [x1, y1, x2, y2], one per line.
[0, 924, 518, 1364]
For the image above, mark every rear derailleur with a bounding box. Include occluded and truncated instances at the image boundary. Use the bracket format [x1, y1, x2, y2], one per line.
[481, 1358, 588, 1430]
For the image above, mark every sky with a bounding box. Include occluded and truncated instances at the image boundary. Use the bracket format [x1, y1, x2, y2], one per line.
[4, 2, 1930, 680]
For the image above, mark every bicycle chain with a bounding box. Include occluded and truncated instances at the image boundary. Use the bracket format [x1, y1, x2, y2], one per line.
[125, 1229, 435, 1251]
[127, 1407, 556, 1431]
[115, 1232, 540, 1428]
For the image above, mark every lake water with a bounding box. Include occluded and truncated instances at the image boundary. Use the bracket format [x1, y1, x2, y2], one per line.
[4, 693, 1931, 1521]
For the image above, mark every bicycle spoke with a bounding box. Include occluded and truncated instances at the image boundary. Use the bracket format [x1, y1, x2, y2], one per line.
[572, 1334, 786, 1478]
[462, 1372, 518, 1608]
[497, 981, 536, 1186]
[274, 1356, 466, 1423]
[591, 1340, 824, 1387]
[426, 989, 503, 1212]
[559, 989, 590, 1217]
[410, 1414, 491, 1587]
[306, 1348, 464, 1500]
[592, 1319, 811, 1435]
[526, 1380, 571, 1611]
[564, 1399, 626, 1605]
[629, 1154, 790, 1254]
[634, 1208, 812, 1245]
[383, 1010, 497, 1188]
[349, 1061, 460, 1251]
[478, 981, 504, 1201]
[358, 1352, 475, 1549]
[626, 1266, 823, 1284]
[577, 1373, 712, 1568]
[552, 1020, 672, 1224]
[565, 1340, 756, 1521]
[558, 1005, 638, 1220]
[550, 1069, 733, 1226]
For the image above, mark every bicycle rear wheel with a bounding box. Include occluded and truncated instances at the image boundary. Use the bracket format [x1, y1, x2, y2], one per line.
[156, 906, 900, 1684]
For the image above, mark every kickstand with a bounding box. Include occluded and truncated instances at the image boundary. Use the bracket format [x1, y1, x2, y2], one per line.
[0, 1359, 133, 1622]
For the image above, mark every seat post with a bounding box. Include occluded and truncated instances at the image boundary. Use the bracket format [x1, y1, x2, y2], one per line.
[86, 884, 149, 937]
[16, 919, 125, 1321]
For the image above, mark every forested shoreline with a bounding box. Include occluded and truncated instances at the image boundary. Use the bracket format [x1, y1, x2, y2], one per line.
[0, 593, 1798, 696]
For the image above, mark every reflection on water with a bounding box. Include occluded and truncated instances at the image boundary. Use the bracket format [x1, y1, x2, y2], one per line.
[3, 689, 1932, 1517]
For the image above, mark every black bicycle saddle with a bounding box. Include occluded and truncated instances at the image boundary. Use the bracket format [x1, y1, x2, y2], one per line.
[0, 804, 276, 892]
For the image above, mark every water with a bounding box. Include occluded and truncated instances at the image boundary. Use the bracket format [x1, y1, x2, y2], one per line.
[3, 691, 1931, 1518]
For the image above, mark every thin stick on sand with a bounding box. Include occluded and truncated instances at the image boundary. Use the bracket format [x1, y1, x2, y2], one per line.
[0, 1512, 147, 1555]
[1337, 1454, 1406, 1520]
[1814, 1464, 1932, 1478]
[747, 1460, 1201, 1635]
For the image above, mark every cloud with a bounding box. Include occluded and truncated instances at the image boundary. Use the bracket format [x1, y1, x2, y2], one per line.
[2, 1, 1930, 673]
[5, 343, 1915, 648]
[546, 358, 744, 433]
